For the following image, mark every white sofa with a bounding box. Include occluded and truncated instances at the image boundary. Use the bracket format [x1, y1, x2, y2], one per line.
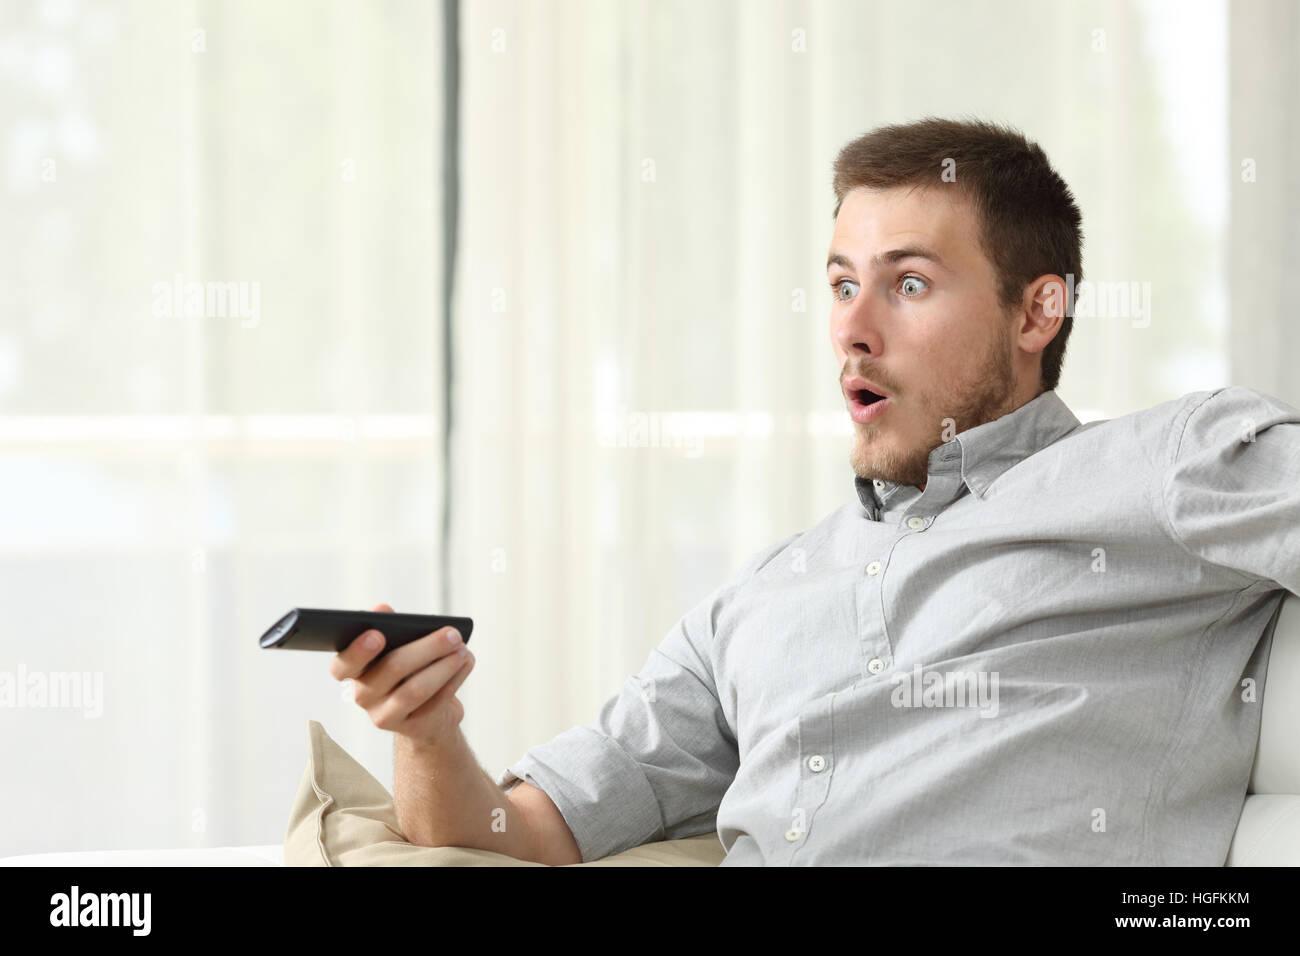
[0, 844, 285, 866]
[3, 593, 1297, 867]
[1224, 591, 1300, 864]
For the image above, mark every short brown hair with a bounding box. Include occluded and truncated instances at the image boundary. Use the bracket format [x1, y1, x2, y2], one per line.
[831, 117, 1083, 392]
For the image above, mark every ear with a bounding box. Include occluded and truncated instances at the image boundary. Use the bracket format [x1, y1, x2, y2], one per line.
[1016, 274, 1068, 356]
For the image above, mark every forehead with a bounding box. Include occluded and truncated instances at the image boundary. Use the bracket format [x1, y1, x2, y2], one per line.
[828, 185, 982, 268]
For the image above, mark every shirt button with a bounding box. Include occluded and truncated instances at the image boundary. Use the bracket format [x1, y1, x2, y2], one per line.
[906, 516, 928, 530]
[867, 658, 886, 674]
[866, 560, 882, 575]
[873, 479, 885, 490]
[807, 754, 826, 772]
[785, 828, 803, 842]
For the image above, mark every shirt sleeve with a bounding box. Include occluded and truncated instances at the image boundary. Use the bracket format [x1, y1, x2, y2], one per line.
[496, 538, 795, 863]
[1162, 385, 1300, 595]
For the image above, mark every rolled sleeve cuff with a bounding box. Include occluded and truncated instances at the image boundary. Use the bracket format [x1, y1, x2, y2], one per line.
[496, 724, 665, 863]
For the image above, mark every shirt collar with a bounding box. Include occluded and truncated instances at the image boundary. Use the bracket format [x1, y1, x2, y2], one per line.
[855, 388, 1082, 518]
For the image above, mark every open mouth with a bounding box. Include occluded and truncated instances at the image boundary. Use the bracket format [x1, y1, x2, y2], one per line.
[845, 381, 892, 424]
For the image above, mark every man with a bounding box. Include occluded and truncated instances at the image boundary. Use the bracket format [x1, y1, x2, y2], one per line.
[331, 118, 1300, 865]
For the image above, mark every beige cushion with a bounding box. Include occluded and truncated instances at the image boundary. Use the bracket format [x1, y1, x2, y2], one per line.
[283, 720, 726, 866]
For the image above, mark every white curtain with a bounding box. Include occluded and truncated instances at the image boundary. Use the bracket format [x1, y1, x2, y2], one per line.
[1228, 0, 1300, 406]
[1, 0, 443, 854]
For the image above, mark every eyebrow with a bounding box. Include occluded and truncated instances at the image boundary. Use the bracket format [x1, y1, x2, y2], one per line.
[826, 246, 948, 273]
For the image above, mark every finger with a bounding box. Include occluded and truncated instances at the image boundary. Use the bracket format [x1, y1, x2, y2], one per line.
[404, 653, 473, 724]
[352, 627, 463, 703]
[329, 605, 395, 679]
[441, 649, 475, 698]
[374, 646, 470, 725]
[330, 628, 386, 681]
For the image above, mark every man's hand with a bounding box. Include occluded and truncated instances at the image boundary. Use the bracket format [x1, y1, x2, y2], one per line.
[333, 604, 579, 863]
[330, 603, 476, 748]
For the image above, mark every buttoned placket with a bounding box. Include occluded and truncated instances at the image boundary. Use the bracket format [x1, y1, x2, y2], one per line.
[855, 480, 901, 688]
[782, 690, 836, 863]
[781, 446, 972, 861]
[879, 445, 968, 668]
[856, 446, 967, 687]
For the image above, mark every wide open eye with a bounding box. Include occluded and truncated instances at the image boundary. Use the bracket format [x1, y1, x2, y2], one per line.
[831, 278, 859, 301]
[898, 275, 928, 297]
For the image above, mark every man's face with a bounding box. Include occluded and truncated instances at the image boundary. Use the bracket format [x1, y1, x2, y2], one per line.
[827, 185, 1021, 491]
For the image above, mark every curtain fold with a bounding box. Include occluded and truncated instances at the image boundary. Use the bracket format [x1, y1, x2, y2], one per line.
[1228, 0, 1300, 406]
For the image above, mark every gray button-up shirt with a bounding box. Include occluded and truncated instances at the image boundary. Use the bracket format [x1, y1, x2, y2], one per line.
[498, 386, 1300, 864]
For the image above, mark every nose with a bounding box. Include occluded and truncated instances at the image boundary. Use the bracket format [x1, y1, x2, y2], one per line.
[831, 293, 884, 361]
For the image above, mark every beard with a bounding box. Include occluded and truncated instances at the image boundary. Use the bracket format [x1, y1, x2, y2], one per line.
[848, 324, 1018, 490]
